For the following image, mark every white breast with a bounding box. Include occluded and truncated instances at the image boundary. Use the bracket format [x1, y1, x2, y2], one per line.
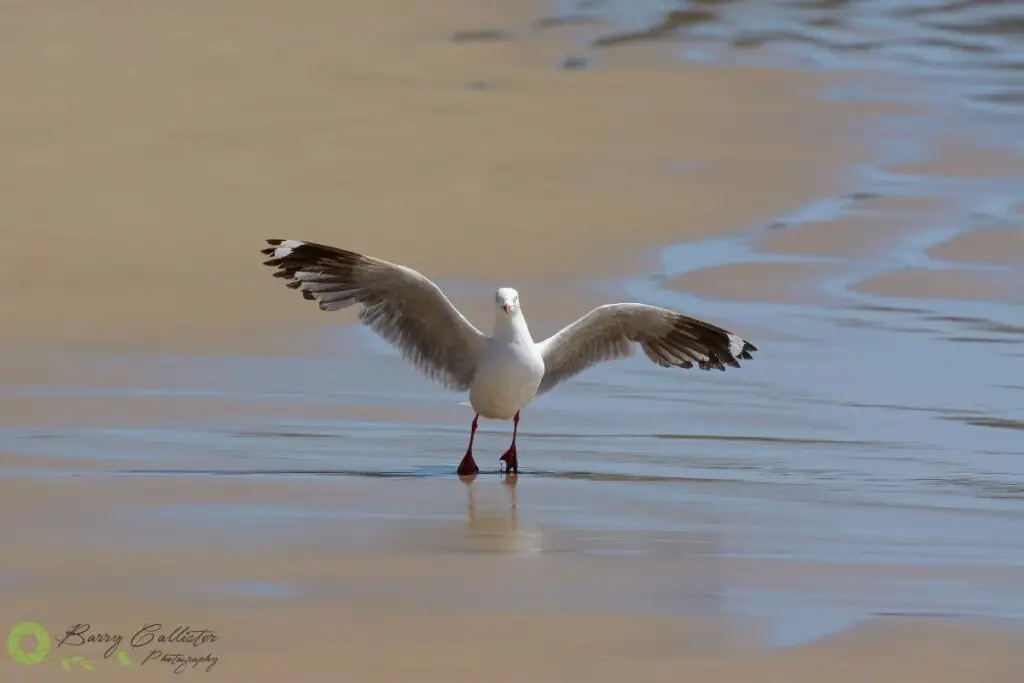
[468, 341, 545, 420]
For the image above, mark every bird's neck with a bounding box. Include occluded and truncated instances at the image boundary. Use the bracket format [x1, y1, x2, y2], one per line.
[494, 311, 533, 344]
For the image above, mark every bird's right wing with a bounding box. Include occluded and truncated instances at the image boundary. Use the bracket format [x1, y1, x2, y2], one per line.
[261, 239, 487, 391]
[534, 303, 756, 394]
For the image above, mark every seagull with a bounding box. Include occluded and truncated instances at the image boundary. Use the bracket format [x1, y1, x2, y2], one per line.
[260, 239, 757, 476]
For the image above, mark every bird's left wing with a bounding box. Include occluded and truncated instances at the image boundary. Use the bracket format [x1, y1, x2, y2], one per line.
[534, 303, 756, 394]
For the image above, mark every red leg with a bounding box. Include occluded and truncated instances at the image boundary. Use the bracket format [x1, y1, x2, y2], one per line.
[499, 411, 520, 474]
[457, 415, 480, 476]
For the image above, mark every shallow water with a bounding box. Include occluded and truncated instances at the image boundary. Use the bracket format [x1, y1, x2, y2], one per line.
[548, 0, 1024, 114]
[4, 0, 1024, 650]
[4, 287, 1024, 646]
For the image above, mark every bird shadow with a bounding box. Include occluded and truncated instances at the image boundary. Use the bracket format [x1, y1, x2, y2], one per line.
[114, 465, 507, 479]
[111, 465, 705, 484]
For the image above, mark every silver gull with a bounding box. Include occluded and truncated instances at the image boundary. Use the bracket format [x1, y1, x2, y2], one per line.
[260, 239, 758, 476]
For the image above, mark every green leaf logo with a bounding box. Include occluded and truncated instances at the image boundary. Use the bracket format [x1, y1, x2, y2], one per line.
[7, 621, 51, 665]
[61, 656, 94, 672]
[117, 651, 131, 666]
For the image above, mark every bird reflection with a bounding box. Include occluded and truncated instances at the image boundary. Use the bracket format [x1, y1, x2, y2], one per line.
[460, 471, 517, 507]
[456, 473, 541, 554]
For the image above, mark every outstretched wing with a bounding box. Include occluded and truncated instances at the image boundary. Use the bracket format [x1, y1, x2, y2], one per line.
[534, 303, 756, 394]
[261, 239, 487, 391]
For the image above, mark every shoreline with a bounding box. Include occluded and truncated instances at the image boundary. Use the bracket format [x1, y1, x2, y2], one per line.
[0, 0, 860, 356]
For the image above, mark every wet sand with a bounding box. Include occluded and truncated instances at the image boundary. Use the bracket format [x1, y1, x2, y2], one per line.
[929, 227, 1024, 266]
[4, 0, 1024, 680]
[7, 593, 1023, 682]
[4, 466, 1024, 681]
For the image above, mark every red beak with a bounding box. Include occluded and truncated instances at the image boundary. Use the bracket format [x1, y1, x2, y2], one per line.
[503, 304, 510, 314]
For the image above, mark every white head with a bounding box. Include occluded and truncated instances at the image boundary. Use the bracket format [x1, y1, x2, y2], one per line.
[494, 287, 520, 317]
